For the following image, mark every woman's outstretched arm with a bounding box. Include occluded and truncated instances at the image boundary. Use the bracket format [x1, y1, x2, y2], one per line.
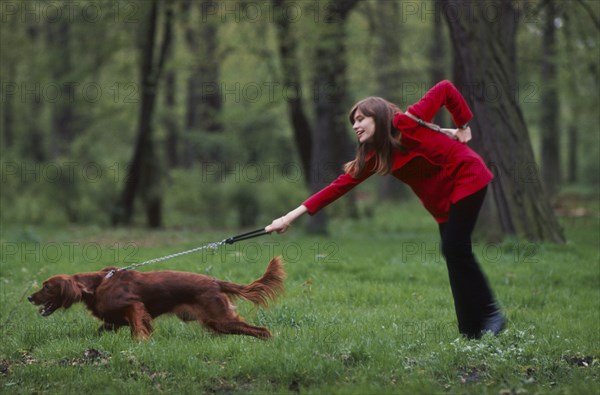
[265, 205, 308, 233]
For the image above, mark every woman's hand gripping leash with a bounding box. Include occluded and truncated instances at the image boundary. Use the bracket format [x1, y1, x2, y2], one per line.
[265, 205, 308, 234]
[439, 125, 472, 143]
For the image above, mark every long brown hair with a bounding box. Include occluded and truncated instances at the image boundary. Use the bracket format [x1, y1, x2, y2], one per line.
[344, 97, 404, 177]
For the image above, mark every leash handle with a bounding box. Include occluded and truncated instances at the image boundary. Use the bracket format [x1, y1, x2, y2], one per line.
[225, 228, 269, 244]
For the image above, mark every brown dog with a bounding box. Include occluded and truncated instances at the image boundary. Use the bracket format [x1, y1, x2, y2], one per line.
[28, 257, 285, 339]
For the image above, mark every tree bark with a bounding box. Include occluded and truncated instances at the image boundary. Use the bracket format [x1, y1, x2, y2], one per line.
[308, 0, 359, 234]
[164, 69, 179, 168]
[3, 62, 15, 150]
[113, 1, 173, 228]
[444, 0, 565, 243]
[47, 18, 76, 158]
[430, 0, 449, 127]
[183, 0, 223, 167]
[363, 0, 409, 201]
[272, 0, 313, 185]
[562, 8, 579, 184]
[28, 95, 46, 162]
[540, 0, 561, 197]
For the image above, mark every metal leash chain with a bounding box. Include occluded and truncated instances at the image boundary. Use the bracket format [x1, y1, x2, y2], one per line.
[105, 240, 226, 279]
[104, 228, 269, 279]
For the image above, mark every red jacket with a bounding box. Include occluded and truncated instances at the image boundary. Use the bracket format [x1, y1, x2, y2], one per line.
[303, 80, 494, 223]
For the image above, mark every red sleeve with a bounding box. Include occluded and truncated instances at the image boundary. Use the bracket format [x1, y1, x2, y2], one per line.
[407, 80, 472, 127]
[303, 171, 373, 215]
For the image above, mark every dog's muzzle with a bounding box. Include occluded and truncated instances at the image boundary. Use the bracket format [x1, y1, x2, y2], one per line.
[39, 303, 58, 316]
[29, 296, 58, 316]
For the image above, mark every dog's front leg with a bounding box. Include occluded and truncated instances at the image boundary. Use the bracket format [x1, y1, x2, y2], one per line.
[125, 303, 153, 340]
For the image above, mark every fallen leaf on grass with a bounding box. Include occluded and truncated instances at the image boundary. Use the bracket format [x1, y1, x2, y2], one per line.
[458, 366, 484, 384]
[0, 361, 9, 376]
[563, 354, 596, 367]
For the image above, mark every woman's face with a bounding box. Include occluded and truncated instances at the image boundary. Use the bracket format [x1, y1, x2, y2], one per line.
[352, 109, 376, 144]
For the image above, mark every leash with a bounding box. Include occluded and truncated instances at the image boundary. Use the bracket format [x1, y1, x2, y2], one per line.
[404, 111, 459, 140]
[105, 228, 269, 279]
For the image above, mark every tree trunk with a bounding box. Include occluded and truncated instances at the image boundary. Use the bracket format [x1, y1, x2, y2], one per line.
[308, 0, 359, 234]
[163, 41, 179, 168]
[364, 0, 409, 201]
[47, 19, 76, 158]
[183, 0, 223, 167]
[19, 23, 46, 161]
[272, 0, 313, 185]
[540, 0, 561, 197]
[566, 125, 578, 183]
[444, 0, 565, 243]
[3, 62, 15, 150]
[113, 1, 172, 228]
[430, 0, 449, 127]
[27, 96, 46, 162]
[562, 8, 579, 184]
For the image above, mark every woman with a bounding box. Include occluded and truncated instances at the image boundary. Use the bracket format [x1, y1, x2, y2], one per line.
[265, 80, 505, 339]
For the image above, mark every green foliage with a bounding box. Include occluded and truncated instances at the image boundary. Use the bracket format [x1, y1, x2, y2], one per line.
[0, 159, 307, 230]
[517, 1, 600, 184]
[164, 166, 307, 229]
[1, 0, 598, 230]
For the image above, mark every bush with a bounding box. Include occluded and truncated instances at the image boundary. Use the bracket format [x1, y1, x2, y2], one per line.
[164, 166, 307, 230]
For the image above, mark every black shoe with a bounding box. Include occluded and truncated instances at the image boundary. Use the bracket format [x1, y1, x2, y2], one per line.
[480, 309, 506, 337]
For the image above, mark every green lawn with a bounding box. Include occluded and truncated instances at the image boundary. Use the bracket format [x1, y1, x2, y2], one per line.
[1, 197, 598, 394]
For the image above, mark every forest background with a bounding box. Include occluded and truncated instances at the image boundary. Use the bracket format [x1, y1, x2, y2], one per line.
[0, 0, 598, 238]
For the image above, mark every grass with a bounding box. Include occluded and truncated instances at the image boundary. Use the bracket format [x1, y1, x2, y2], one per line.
[1, 195, 599, 394]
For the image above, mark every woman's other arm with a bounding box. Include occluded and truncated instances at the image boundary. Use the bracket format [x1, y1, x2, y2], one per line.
[408, 80, 473, 128]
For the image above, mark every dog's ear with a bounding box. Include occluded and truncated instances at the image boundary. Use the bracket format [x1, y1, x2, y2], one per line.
[59, 277, 83, 308]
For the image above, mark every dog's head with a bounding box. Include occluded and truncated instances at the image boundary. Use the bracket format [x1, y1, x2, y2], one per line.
[28, 275, 92, 316]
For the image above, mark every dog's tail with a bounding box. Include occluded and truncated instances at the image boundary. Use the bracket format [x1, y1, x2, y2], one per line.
[218, 256, 285, 306]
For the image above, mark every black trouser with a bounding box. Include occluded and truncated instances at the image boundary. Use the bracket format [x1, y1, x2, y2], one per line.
[438, 186, 499, 337]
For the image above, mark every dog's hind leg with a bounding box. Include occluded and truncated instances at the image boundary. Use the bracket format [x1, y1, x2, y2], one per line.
[125, 303, 153, 340]
[192, 296, 272, 339]
[207, 320, 272, 339]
